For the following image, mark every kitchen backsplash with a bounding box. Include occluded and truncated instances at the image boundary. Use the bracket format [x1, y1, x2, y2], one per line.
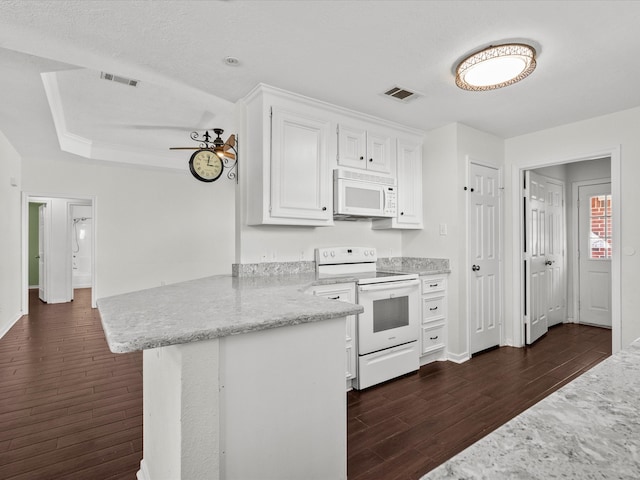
[232, 261, 316, 277]
[377, 257, 450, 272]
[232, 257, 449, 277]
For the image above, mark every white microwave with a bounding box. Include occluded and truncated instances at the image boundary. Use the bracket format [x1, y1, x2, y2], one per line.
[333, 169, 397, 219]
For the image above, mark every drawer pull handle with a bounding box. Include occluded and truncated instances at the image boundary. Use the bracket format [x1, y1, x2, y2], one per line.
[429, 284, 438, 287]
[429, 336, 439, 340]
[328, 295, 341, 300]
[429, 306, 438, 311]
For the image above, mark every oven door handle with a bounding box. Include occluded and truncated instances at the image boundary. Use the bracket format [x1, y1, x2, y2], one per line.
[359, 279, 420, 292]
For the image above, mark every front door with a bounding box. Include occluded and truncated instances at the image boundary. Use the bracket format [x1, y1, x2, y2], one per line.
[468, 162, 501, 355]
[578, 182, 612, 327]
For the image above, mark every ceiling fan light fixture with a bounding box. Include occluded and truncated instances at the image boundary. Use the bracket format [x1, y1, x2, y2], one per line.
[456, 43, 536, 91]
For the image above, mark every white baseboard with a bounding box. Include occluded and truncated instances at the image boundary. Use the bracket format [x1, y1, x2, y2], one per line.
[447, 351, 470, 364]
[0, 311, 23, 340]
[136, 459, 150, 480]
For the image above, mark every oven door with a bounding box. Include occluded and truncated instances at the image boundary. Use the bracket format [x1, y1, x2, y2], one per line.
[357, 279, 420, 355]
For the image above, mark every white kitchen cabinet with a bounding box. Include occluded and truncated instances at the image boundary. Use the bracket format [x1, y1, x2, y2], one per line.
[337, 123, 394, 175]
[270, 107, 333, 223]
[372, 137, 424, 230]
[419, 274, 447, 365]
[306, 282, 357, 389]
[243, 85, 334, 226]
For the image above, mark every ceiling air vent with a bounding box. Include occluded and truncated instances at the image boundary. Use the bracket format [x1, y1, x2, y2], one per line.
[100, 72, 139, 87]
[382, 86, 420, 103]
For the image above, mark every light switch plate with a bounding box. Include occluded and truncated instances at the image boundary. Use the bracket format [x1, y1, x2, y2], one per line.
[439, 223, 447, 235]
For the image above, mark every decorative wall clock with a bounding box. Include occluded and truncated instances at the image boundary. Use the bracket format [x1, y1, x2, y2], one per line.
[170, 128, 238, 182]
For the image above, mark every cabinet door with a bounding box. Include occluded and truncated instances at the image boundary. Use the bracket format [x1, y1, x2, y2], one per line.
[337, 124, 367, 170]
[396, 139, 423, 226]
[309, 283, 357, 381]
[271, 107, 332, 223]
[366, 131, 393, 174]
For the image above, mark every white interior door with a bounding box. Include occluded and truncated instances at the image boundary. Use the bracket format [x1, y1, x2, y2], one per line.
[525, 171, 548, 344]
[545, 179, 566, 326]
[38, 204, 47, 302]
[468, 162, 501, 355]
[578, 183, 612, 327]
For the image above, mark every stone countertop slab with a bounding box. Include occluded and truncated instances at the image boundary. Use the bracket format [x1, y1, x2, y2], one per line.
[421, 341, 640, 479]
[97, 274, 363, 354]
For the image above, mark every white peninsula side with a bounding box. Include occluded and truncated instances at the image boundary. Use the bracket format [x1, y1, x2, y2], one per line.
[97, 275, 363, 480]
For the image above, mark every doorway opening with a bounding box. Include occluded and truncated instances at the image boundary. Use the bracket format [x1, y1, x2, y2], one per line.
[22, 193, 97, 314]
[515, 149, 620, 353]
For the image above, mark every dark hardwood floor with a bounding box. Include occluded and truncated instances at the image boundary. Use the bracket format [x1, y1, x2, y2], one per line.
[0, 289, 142, 479]
[347, 323, 612, 479]
[0, 291, 611, 479]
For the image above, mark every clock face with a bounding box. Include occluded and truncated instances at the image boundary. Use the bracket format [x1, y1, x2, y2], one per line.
[189, 149, 224, 182]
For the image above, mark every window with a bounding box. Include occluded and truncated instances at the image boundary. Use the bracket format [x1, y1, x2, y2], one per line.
[589, 194, 612, 259]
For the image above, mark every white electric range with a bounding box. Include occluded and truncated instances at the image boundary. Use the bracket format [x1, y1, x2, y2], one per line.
[315, 246, 420, 389]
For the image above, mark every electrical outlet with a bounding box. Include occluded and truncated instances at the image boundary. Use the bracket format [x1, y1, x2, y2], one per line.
[439, 223, 448, 235]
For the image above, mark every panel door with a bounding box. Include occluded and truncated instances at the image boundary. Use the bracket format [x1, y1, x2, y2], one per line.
[525, 171, 548, 344]
[468, 162, 501, 355]
[38, 204, 47, 303]
[578, 183, 612, 327]
[546, 179, 566, 326]
[270, 107, 332, 223]
[337, 124, 367, 170]
[396, 139, 423, 227]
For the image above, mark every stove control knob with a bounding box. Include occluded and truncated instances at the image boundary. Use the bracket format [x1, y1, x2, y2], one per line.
[364, 250, 369, 256]
[369, 250, 375, 256]
[330, 251, 335, 257]
[323, 251, 328, 258]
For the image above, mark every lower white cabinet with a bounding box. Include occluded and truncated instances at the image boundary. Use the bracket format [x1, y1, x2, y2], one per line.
[420, 274, 447, 365]
[306, 283, 357, 389]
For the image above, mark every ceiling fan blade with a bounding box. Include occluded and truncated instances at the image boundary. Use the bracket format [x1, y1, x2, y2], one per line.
[221, 151, 236, 160]
[224, 134, 236, 149]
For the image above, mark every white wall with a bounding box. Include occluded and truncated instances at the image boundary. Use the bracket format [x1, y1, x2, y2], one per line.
[403, 123, 504, 358]
[22, 153, 235, 300]
[0, 130, 22, 337]
[505, 107, 640, 349]
[237, 221, 403, 264]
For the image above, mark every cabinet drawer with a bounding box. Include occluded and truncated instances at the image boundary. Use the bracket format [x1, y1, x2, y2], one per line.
[421, 324, 445, 354]
[422, 296, 444, 322]
[421, 277, 445, 294]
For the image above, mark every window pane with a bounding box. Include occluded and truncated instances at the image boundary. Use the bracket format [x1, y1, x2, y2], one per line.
[589, 194, 612, 259]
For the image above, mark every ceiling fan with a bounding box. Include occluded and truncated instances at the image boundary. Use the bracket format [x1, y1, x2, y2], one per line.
[170, 128, 238, 183]
[170, 128, 236, 160]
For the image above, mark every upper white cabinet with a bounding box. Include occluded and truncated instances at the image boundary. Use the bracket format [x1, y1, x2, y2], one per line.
[337, 124, 394, 175]
[270, 107, 332, 223]
[372, 137, 424, 230]
[243, 85, 334, 226]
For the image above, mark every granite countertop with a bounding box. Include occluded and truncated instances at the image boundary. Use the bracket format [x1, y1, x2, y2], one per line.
[421, 340, 640, 479]
[97, 273, 363, 354]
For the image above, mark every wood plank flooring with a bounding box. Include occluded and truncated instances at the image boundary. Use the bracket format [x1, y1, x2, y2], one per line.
[347, 323, 611, 480]
[0, 290, 611, 479]
[0, 289, 142, 479]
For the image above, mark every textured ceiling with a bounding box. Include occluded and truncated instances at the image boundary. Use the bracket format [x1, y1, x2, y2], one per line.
[1, 0, 640, 167]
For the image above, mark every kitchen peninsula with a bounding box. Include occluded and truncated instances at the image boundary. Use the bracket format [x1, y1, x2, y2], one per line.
[97, 274, 363, 480]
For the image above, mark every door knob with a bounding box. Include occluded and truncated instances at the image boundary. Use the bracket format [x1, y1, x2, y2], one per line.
[545, 260, 553, 266]
[472, 265, 480, 272]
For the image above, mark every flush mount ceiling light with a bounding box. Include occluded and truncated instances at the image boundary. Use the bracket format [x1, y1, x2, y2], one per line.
[455, 43, 537, 91]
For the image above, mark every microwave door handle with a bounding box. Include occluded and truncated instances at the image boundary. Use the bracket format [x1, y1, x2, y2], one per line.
[359, 279, 420, 292]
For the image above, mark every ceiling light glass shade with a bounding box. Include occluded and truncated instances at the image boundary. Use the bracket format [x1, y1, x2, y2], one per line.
[456, 43, 537, 91]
